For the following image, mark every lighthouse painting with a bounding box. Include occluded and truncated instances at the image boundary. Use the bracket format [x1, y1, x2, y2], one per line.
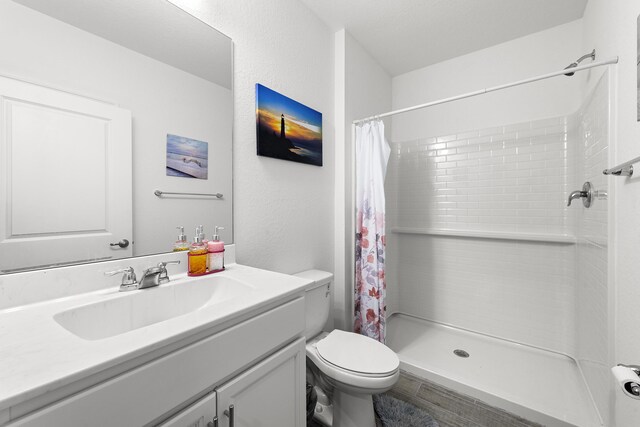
[256, 84, 323, 166]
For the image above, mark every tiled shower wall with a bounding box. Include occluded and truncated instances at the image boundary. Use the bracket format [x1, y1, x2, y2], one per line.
[385, 72, 611, 421]
[575, 72, 610, 425]
[393, 118, 577, 235]
[386, 116, 580, 354]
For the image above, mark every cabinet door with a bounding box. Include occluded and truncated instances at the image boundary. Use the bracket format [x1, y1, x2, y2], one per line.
[216, 338, 306, 427]
[158, 391, 217, 427]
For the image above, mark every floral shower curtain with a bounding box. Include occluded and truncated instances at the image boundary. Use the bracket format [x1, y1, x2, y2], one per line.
[354, 119, 390, 343]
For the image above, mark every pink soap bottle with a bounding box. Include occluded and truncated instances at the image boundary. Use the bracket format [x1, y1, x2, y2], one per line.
[207, 226, 225, 272]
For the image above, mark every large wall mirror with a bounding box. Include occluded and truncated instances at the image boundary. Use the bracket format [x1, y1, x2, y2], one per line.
[0, 0, 233, 274]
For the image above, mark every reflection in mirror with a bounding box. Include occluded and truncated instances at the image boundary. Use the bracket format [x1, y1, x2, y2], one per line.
[0, 0, 233, 274]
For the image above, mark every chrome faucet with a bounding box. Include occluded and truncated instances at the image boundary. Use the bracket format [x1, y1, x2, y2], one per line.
[105, 260, 180, 292]
[139, 260, 181, 289]
[567, 182, 593, 207]
[105, 267, 138, 292]
[567, 190, 585, 206]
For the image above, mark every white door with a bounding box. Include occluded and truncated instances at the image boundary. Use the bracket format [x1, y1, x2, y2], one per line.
[216, 338, 306, 427]
[0, 75, 132, 272]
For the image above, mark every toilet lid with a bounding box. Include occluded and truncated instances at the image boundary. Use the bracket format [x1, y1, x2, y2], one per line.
[315, 330, 399, 375]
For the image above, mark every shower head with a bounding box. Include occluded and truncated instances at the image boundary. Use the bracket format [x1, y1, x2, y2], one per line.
[564, 49, 596, 76]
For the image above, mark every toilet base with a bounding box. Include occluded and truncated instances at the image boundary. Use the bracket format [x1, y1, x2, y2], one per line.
[332, 389, 375, 427]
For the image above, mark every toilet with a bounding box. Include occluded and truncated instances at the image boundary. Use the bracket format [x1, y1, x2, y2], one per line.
[295, 270, 399, 427]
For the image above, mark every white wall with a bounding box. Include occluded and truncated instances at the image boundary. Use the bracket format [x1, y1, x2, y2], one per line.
[333, 30, 392, 329]
[581, 1, 640, 426]
[392, 20, 584, 142]
[0, 0, 233, 257]
[168, 0, 336, 274]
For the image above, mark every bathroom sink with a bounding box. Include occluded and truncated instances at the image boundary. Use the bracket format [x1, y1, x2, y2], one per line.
[54, 275, 253, 340]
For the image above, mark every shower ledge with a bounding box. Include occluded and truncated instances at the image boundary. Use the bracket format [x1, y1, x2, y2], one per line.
[391, 227, 576, 244]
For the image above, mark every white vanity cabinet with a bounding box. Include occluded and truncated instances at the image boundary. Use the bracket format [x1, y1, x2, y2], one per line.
[6, 297, 306, 427]
[160, 338, 306, 427]
[215, 338, 306, 427]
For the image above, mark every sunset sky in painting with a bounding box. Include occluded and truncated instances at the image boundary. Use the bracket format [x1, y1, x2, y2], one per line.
[256, 84, 322, 144]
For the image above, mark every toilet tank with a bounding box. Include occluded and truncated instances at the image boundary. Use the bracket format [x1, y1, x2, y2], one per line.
[294, 270, 333, 338]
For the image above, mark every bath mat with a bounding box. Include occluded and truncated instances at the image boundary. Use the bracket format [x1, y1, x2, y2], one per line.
[373, 394, 439, 427]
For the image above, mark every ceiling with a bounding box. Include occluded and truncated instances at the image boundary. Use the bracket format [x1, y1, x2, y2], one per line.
[300, 0, 588, 77]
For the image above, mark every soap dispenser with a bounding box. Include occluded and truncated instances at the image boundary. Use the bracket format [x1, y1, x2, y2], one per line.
[198, 225, 208, 245]
[207, 226, 225, 272]
[188, 226, 208, 276]
[173, 226, 189, 252]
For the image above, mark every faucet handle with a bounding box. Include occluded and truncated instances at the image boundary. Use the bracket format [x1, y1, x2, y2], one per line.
[157, 260, 181, 284]
[567, 182, 593, 208]
[157, 260, 181, 269]
[104, 267, 138, 291]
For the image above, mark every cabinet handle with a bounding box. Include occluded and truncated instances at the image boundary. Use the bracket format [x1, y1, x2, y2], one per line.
[223, 405, 234, 427]
[207, 416, 218, 427]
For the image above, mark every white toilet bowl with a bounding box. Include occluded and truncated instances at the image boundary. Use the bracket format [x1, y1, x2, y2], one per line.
[306, 331, 399, 427]
[295, 270, 400, 427]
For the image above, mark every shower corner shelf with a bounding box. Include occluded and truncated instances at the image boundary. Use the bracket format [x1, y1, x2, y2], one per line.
[391, 227, 577, 244]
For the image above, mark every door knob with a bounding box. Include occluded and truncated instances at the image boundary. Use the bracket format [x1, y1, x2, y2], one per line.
[109, 239, 130, 248]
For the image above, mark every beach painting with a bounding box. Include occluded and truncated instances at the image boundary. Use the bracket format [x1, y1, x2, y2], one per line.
[256, 84, 322, 166]
[166, 134, 208, 179]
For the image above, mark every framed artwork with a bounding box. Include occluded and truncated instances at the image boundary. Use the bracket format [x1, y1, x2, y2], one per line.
[166, 134, 208, 179]
[255, 84, 322, 166]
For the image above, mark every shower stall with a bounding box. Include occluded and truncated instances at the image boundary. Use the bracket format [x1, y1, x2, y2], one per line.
[359, 58, 615, 427]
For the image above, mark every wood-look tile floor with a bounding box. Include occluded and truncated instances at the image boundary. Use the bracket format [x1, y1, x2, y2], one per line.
[308, 370, 543, 427]
[384, 371, 544, 427]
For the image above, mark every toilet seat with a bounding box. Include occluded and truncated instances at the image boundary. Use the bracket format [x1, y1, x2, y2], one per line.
[316, 330, 398, 376]
[306, 330, 400, 394]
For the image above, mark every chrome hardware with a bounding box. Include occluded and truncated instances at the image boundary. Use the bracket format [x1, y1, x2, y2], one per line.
[224, 405, 234, 427]
[207, 416, 218, 427]
[154, 189, 223, 199]
[618, 364, 640, 396]
[109, 239, 130, 248]
[604, 165, 633, 176]
[157, 260, 180, 284]
[603, 154, 640, 176]
[567, 182, 593, 207]
[139, 266, 163, 289]
[105, 267, 137, 291]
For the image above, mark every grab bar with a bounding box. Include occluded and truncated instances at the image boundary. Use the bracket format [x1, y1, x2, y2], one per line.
[154, 190, 223, 199]
[603, 155, 640, 177]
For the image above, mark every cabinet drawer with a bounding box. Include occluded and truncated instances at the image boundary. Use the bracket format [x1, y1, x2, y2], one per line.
[9, 297, 304, 426]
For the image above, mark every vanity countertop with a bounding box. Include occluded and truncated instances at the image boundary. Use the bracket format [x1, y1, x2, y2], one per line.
[0, 263, 313, 414]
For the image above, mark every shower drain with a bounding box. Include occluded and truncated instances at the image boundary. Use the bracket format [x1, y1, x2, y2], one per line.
[453, 349, 470, 358]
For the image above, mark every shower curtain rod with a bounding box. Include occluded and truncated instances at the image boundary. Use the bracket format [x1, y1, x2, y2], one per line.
[352, 56, 619, 124]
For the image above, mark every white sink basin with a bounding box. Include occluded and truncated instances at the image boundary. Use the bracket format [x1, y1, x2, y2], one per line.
[54, 275, 253, 340]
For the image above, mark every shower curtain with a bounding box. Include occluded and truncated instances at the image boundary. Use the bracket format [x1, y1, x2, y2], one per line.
[354, 119, 390, 343]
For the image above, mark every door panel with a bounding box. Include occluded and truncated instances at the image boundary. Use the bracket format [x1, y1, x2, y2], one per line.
[158, 391, 217, 427]
[0, 75, 132, 272]
[216, 338, 306, 427]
